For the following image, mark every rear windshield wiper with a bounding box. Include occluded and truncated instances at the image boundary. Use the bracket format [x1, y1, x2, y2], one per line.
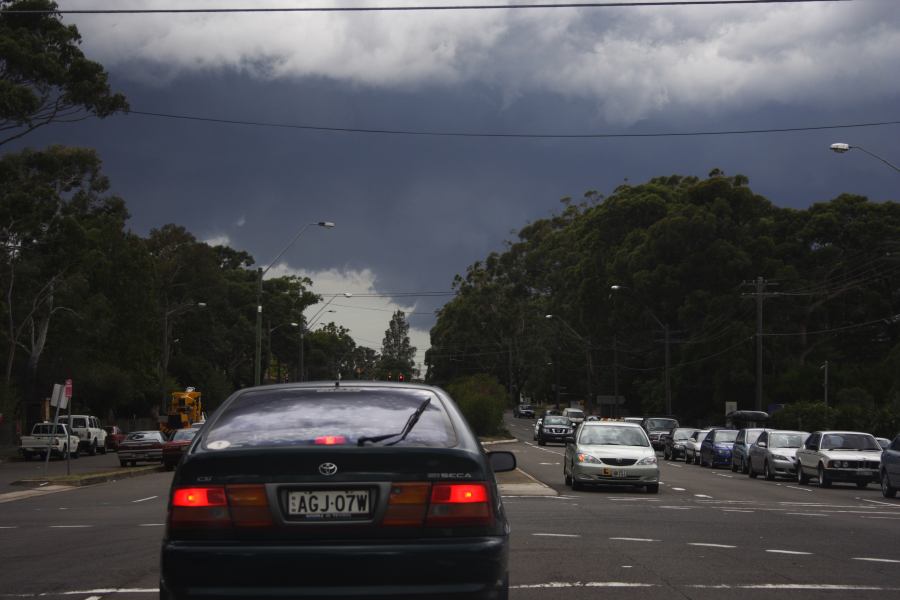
[357, 398, 431, 447]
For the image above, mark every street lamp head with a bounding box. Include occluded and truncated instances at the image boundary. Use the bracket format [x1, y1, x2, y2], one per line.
[290, 322, 299, 327]
[610, 285, 624, 291]
[544, 314, 554, 319]
[196, 302, 207, 308]
[830, 143, 851, 154]
[318, 221, 336, 228]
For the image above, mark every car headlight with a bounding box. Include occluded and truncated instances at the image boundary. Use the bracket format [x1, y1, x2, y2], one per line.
[577, 453, 602, 464]
[637, 456, 658, 465]
[773, 454, 789, 462]
[674, 443, 684, 448]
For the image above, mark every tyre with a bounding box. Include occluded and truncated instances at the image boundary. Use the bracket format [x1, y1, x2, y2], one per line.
[646, 483, 659, 494]
[564, 464, 572, 487]
[99, 445, 107, 455]
[749, 463, 758, 479]
[797, 463, 810, 485]
[21, 451, 32, 461]
[741, 457, 750, 475]
[538, 436, 545, 446]
[89, 440, 97, 456]
[882, 471, 898, 498]
[61, 445, 67, 461]
[731, 459, 738, 472]
[120, 460, 128, 467]
[856, 481, 868, 489]
[71, 447, 79, 459]
[817, 464, 831, 488]
[664, 447, 671, 461]
[693, 452, 701, 465]
[572, 477, 583, 491]
[764, 461, 775, 481]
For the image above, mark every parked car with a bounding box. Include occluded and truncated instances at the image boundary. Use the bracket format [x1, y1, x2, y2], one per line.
[533, 418, 542, 440]
[796, 431, 882, 488]
[65, 414, 107, 455]
[563, 421, 659, 493]
[876, 437, 891, 450]
[685, 429, 710, 464]
[536, 416, 574, 446]
[104, 425, 126, 452]
[19, 422, 80, 460]
[731, 428, 767, 473]
[641, 417, 679, 450]
[700, 428, 738, 468]
[748, 430, 808, 480]
[513, 403, 535, 418]
[118, 430, 166, 466]
[880, 434, 900, 498]
[663, 428, 698, 461]
[162, 428, 199, 470]
[159, 381, 516, 600]
[562, 407, 585, 427]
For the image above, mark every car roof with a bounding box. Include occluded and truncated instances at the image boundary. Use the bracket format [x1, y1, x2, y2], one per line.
[581, 421, 642, 428]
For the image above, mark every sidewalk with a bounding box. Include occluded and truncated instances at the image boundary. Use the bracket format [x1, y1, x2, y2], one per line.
[483, 438, 557, 497]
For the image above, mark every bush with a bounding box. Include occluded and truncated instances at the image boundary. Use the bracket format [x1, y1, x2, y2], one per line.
[445, 374, 507, 436]
[770, 401, 835, 432]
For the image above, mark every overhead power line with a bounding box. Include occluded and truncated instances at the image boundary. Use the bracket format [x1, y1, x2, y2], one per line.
[6, 1, 857, 16]
[125, 110, 900, 140]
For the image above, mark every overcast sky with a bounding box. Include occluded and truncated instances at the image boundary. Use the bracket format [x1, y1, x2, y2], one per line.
[17, 0, 900, 368]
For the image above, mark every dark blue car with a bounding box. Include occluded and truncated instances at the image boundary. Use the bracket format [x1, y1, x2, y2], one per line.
[700, 428, 738, 468]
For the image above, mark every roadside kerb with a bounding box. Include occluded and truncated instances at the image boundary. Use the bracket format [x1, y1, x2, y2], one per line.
[482, 439, 557, 497]
[10, 464, 165, 488]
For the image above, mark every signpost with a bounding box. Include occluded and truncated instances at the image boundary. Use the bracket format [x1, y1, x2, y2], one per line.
[64, 379, 73, 475]
[44, 383, 68, 476]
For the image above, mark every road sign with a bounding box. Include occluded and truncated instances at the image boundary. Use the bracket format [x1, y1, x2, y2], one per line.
[64, 378, 73, 399]
[725, 401, 738, 415]
[49, 383, 69, 409]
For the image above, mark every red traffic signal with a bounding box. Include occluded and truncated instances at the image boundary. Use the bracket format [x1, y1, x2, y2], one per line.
[398, 374, 405, 382]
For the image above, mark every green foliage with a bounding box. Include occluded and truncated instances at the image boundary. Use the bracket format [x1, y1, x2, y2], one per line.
[445, 374, 507, 436]
[380, 310, 415, 378]
[0, 0, 128, 145]
[770, 402, 836, 432]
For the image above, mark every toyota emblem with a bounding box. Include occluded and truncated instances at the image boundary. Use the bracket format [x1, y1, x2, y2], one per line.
[318, 462, 338, 476]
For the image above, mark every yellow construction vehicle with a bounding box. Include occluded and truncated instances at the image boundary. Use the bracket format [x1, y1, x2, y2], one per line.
[160, 387, 204, 436]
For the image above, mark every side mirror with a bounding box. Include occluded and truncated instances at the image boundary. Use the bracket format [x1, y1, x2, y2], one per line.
[757, 441, 767, 448]
[565, 435, 576, 444]
[488, 451, 516, 473]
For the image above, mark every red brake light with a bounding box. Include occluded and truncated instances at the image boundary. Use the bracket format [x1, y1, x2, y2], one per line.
[315, 435, 347, 445]
[431, 484, 488, 504]
[169, 486, 230, 529]
[426, 483, 492, 527]
[172, 487, 227, 507]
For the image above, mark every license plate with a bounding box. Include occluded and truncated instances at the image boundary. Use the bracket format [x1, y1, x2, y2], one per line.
[602, 468, 625, 478]
[288, 490, 371, 518]
[856, 469, 873, 476]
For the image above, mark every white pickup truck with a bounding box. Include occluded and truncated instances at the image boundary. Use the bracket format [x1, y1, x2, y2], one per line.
[19, 422, 81, 460]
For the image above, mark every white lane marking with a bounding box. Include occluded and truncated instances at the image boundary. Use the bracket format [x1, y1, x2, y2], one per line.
[538, 462, 560, 465]
[697, 499, 754, 504]
[861, 516, 900, 520]
[694, 494, 712, 498]
[853, 557, 900, 564]
[610, 537, 660, 542]
[132, 496, 158, 503]
[766, 549, 812, 555]
[665, 463, 683, 468]
[784, 485, 813, 492]
[778, 502, 829, 506]
[862, 498, 900, 508]
[513, 582, 656, 589]
[786, 513, 828, 517]
[85, 596, 103, 600]
[688, 543, 736, 549]
[139, 523, 165, 527]
[0, 526, 18, 529]
[714, 473, 734, 478]
[608, 498, 660, 502]
[660, 506, 695, 510]
[49, 525, 92, 528]
[532, 533, 581, 538]
[722, 509, 754, 513]
[670, 487, 686, 491]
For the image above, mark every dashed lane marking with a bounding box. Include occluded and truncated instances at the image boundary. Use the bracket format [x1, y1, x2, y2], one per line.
[688, 584, 897, 591]
[665, 463, 683, 468]
[660, 506, 696, 510]
[853, 557, 900, 564]
[862, 498, 900, 508]
[766, 549, 812, 555]
[610, 537, 660, 542]
[608, 498, 660, 502]
[132, 495, 158, 503]
[532, 533, 581, 538]
[784, 485, 813, 492]
[694, 494, 712, 498]
[861, 516, 900, 520]
[722, 509, 755, 513]
[688, 543, 736, 548]
[49, 525, 92, 528]
[670, 487, 686, 491]
[0, 526, 18, 529]
[786, 513, 827, 517]
[139, 523, 165, 527]
[538, 462, 560, 465]
[513, 582, 655, 589]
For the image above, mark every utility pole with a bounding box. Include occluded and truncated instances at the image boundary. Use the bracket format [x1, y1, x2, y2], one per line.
[742, 277, 779, 411]
[663, 323, 671, 415]
[613, 334, 619, 418]
[821, 360, 829, 406]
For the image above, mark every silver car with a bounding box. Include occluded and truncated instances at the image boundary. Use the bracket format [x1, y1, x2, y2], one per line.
[731, 428, 767, 473]
[563, 421, 659, 493]
[684, 429, 710, 464]
[748, 430, 809, 480]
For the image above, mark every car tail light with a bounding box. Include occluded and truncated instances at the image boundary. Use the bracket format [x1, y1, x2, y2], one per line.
[226, 484, 273, 527]
[169, 487, 231, 528]
[315, 435, 347, 445]
[426, 483, 492, 527]
[383, 483, 430, 526]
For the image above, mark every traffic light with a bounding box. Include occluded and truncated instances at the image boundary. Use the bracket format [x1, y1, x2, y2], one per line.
[398, 373, 405, 382]
[387, 372, 392, 380]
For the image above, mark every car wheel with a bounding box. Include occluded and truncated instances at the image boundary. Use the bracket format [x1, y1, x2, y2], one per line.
[749, 461, 758, 478]
[119, 460, 128, 467]
[882, 471, 898, 498]
[538, 436, 545, 446]
[764, 461, 775, 481]
[89, 440, 97, 456]
[741, 457, 750, 474]
[71, 447, 79, 459]
[797, 463, 810, 485]
[646, 484, 659, 494]
[856, 481, 868, 489]
[817, 464, 831, 488]
[731, 459, 738, 472]
[564, 464, 572, 487]
[98, 445, 107, 455]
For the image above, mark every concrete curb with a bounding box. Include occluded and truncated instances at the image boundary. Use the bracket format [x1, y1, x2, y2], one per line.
[10, 464, 166, 488]
[480, 439, 519, 446]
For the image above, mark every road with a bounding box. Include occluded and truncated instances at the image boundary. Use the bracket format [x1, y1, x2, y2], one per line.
[0, 416, 897, 599]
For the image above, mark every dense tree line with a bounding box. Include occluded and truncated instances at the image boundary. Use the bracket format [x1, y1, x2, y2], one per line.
[425, 174, 900, 435]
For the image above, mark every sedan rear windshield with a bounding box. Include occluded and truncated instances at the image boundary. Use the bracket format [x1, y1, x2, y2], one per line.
[713, 430, 738, 443]
[579, 426, 649, 447]
[204, 387, 457, 449]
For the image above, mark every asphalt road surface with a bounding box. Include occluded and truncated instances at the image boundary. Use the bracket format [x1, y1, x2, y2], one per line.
[0, 415, 897, 599]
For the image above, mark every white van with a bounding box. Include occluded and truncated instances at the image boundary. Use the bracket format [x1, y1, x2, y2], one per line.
[562, 408, 585, 426]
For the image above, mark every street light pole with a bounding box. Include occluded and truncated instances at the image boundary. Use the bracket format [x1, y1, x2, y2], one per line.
[298, 293, 350, 382]
[254, 221, 334, 386]
[610, 285, 671, 415]
[545, 314, 594, 416]
[830, 143, 900, 173]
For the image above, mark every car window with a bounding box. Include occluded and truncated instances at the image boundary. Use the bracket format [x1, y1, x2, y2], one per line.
[757, 431, 767, 444]
[821, 433, 880, 451]
[72, 417, 87, 428]
[544, 416, 571, 426]
[127, 431, 163, 442]
[204, 388, 457, 449]
[892, 436, 900, 451]
[564, 409, 584, 419]
[579, 426, 649, 447]
[770, 432, 806, 448]
[746, 430, 763, 444]
[645, 418, 677, 430]
[713, 430, 738, 443]
[673, 429, 693, 440]
[171, 429, 198, 441]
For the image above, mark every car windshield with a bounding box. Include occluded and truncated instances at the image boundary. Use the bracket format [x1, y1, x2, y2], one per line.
[579, 426, 649, 447]
[821, 433, 880, 451]
[171, 429, 198, 441]
[673, 429, 694, 440]
[71, 417, 87, 428]
[646, 418, 677, 430]
[544, 416, 570, 426]
[204, 388, 457, 449]
[565, 410, 584, 419]
[714, 430, 738, 443]
[769, 433, 806, 448]
[521, 404, 532, 410]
